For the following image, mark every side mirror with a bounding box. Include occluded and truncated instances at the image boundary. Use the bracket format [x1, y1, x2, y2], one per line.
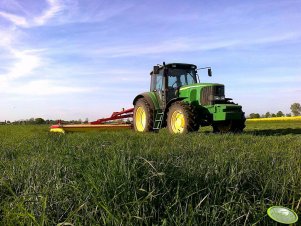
[153, 66, 159, 74]
[208, 68, 212, 77]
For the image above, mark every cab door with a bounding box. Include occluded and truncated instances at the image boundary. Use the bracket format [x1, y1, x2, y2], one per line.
[150, 70, 165, 109]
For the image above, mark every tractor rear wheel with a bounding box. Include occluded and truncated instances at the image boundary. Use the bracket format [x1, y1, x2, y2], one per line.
[133, 98, 153, 132]
[167, 101, 199, 134]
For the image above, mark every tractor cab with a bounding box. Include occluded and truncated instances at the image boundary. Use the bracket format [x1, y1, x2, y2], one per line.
[150, 63, 198, 107]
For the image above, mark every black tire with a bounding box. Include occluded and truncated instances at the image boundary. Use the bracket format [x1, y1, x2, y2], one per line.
[231, 119, 246, 133]
[212, 119, 245, 133]
[167, 101, 199, 134]
[212, 121, 232, 133]
[133, 98, 154, 132]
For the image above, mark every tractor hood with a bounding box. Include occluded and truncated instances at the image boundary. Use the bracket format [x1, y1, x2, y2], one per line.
[179, 83, 223, 91]
[179, 83, 226, 106]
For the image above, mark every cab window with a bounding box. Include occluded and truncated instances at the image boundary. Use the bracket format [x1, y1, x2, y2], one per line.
[155, 72, 163, 91]
[150, 72, 163, 91]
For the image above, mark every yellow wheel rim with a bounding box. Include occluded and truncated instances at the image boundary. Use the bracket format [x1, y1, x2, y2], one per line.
[170, 110, 185, 133]
[135, 106, 146, 132]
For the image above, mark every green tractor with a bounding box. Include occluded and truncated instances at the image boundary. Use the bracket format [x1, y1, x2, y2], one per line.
[133, 63, 245, 134]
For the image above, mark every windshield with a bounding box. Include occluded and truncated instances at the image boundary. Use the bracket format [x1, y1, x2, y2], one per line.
[168, 68, 197, 89]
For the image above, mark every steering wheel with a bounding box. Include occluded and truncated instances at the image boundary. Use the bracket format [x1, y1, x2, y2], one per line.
[170, 81, 178, 88]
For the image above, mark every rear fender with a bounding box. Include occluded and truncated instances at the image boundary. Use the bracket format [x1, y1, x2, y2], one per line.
[133, 92, 159, 110]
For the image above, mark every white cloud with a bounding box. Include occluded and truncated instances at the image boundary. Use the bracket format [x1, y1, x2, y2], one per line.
[0, 49, 42, 83]
[93, 38, 238, 57]
[0, 0, 63, 28]
[0, 0, 64, 94]
[0, 48, 92, 96]
[1, 79, 93, 96]
[33, 0, 63, 26]
[0, 28, 16, 47]
[92, 30, 301, 58]
[0, 11, 28, 27]
[0, 0, 63, 82]
[55, 1, 133, 24]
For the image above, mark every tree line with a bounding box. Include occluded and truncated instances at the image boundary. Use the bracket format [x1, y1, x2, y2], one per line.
[1, 103, 301, 123]
[0, 118, 89, 125]
[249, 102, 301, 119]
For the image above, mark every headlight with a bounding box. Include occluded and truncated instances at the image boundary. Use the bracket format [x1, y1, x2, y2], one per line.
[213, 96, 225, 100]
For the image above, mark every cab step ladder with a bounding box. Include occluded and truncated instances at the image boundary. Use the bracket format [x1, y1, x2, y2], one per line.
[153, 110, 164, 131]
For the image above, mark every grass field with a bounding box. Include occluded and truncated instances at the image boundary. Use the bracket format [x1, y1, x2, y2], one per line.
[0, 121, 300, 225]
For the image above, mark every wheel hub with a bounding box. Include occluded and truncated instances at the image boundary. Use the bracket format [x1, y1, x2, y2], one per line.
[171, 110, 185, 133]
[135, 107, 146, 132]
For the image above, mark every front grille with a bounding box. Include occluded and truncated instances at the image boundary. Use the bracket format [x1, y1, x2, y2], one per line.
[201, 85, 224, 105]
[201, 86, 213, 105]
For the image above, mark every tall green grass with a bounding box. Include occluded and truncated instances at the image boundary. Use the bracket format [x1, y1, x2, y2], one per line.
[0, 122, 300, 225]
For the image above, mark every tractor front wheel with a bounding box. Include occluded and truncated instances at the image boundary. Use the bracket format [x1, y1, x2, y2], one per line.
[231, 120, 246, 133]
[167, 101, 199, 134]
[133, 98, 153, 132]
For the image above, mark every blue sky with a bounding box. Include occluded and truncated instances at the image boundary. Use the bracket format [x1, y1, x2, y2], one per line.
[0, 0, 300, 121]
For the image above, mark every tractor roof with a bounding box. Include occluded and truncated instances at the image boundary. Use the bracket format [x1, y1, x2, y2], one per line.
[150, 63, 197, 75]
